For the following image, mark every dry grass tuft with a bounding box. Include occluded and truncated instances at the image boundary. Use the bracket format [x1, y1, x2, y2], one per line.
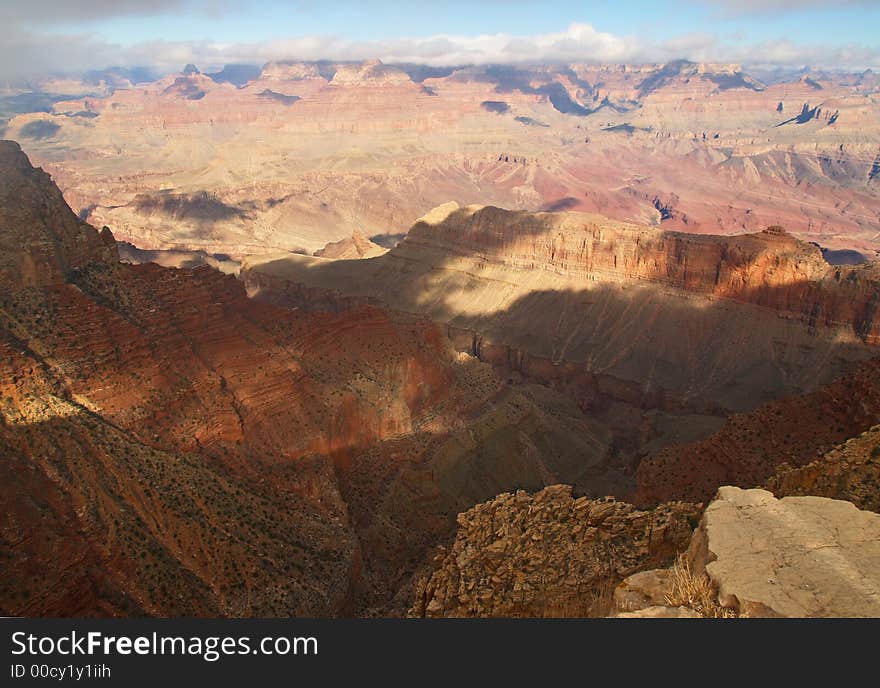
[664, 555, 739, 618]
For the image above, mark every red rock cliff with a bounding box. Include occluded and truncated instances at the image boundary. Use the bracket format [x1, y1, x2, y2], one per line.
[0, 140, 117, 289]
[401, 205, 880, 342]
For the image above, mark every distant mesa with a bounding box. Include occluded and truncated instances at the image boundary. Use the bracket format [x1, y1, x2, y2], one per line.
[314, 230, 388, 259]
[705, 71, 765, 92]
[162, 76, 207, 100]
[259, 61, 325, 81]
[329, 58, 412, 86]
[636, 60, 764, 97]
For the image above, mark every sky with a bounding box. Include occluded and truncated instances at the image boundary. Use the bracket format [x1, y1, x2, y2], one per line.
[1, 0, 879, 82]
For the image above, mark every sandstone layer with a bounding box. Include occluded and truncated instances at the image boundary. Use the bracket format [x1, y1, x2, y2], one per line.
[243, 204, 879, 414]
[5, 60, 880, 256]
[0, 142, 620, 616]
[687, 487, 880, 617]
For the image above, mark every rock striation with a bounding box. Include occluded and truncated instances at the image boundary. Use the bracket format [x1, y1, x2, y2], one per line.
[257, 204, 880, 344]
[0, 143, 631, 616]
[0, 140, 117, 289]
[7, 60, 880, 256]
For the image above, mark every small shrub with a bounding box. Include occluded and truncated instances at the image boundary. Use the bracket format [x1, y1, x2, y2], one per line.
[664, 555, 738, 618]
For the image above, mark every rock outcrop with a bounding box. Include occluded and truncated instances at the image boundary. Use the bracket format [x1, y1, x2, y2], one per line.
[414, 484, 880, 619]
[687, 487, 880, 617]
[409, 485, 699, 617]
[0, 140, 117, 289]
[766, 425, 880, 512]
[314, 230, 388, 259]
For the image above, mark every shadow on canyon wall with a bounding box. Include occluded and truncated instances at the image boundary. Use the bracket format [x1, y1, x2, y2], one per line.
[243, 208, 880, 515]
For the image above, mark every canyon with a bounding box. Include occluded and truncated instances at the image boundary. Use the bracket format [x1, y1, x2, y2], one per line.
[242, 202, 880, 498]
[3, 60, 879, 259]
[2, 61, 880, 620]
[0, 141, 621, 615]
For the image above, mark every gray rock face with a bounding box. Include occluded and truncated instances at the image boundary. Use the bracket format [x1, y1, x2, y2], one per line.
[689, 487, 880, 617]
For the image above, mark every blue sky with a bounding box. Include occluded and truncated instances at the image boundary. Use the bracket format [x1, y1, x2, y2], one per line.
[65, 1, 880, 47]
[1, 1, 879, 81]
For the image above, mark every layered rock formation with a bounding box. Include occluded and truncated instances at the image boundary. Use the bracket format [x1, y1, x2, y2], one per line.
[5, 60, 879, 256]
[0, 142, 629, 616]
[395, 206, 880, 343]
[0, 140, 117, 289]
[244, 205, 879, 416]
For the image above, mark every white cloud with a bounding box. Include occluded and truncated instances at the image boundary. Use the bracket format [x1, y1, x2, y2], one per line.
[0, 1, 187, 24]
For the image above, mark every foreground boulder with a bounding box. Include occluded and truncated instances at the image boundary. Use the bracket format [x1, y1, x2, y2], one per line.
[688, 487, 880, 617]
